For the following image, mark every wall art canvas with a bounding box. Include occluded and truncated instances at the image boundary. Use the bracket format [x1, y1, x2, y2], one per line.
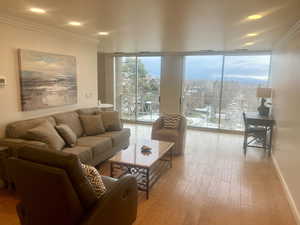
[19, 49, 77, 111]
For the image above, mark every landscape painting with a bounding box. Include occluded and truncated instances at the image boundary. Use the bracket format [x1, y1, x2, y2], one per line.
[19, 49, 77, 111]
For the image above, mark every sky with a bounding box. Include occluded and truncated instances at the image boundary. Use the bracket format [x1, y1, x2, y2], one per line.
[139, 55, 271, 84]
[139, 57, 161, 76]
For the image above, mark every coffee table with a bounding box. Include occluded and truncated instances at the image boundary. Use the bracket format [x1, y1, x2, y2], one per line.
[109, 139, 174, 199]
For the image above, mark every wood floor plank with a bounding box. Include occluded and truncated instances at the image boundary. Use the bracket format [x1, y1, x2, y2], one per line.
[0, 124, 296, 225]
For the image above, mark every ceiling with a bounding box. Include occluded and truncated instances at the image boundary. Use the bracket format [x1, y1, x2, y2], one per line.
[0, 0, 299, 53]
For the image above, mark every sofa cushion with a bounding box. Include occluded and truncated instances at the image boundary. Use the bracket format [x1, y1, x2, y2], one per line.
[81, 163, 106, 198]
[153, 128, 178, 142]
[77, 136, 112, 160]
[63, 146, 93, 164]
[100, 111, 122, 131]
[26, 121, 65, 151]
[80, 115, 105, 136]
[97, 128, 130, 147]
[6, 116, 56, 139]
[13, 147, 97, 209]
[53, 112, 83, 137]
[77, 107, 101, 115]
[56, 124, 77, 147]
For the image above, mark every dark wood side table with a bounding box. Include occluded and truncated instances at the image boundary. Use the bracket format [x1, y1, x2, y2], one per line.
[245, 112, 275, 153]
[0, 146, 11, 189]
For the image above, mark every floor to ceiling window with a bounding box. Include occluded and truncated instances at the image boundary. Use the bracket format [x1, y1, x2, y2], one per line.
[115, 56, 161, 122]
[115, 56, 136, 121]
[114, 52, 270, 131]
[183, 53, 271, 131]
[183, 55, 223, 128]
[220, 55, 270, 130]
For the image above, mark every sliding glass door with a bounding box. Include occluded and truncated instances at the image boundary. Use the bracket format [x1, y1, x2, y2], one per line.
[183, 53, 271, 131]
[183, 55, 223, 128]
[220, 55, 270, 130]
[115, 56, 161, 122]
[137, 57, 161, 122]
[115, 57, 136, 120]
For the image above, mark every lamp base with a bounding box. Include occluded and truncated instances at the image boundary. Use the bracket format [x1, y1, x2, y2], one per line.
[257, 98, 269, 116]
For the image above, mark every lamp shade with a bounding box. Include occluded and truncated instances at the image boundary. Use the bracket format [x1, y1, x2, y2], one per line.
[256, 87, 272, 98]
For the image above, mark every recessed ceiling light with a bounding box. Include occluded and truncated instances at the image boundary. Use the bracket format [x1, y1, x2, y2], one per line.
[247, 14, 262, 20]
[245, 42, 254, 46]
[98, 32, 109, 36]
[68, 21, 82, 26]
[29, 7, 46, 14]
[246, 33, 258, 37]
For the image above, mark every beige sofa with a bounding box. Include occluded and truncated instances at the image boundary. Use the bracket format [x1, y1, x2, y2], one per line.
[0, 107, 130, 166]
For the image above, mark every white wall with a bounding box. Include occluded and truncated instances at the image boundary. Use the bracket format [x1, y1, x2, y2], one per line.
[0, 21, 99, 137]
[103, 55, 115, 105]
[271, 23, 300, 224]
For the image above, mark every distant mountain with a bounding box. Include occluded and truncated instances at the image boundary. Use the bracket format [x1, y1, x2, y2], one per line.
[140, 55, 270, 84]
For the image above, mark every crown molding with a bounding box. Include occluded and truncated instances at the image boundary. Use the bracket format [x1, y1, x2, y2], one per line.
[0, 13, 99, 44]
[101, 49, 271, 56]
[273, 19, 300, 49]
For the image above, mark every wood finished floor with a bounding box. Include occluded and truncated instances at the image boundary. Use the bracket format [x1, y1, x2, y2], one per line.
[0, 124, 296, 225]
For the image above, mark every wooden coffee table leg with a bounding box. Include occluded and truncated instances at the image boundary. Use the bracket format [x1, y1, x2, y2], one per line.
[170, 148, 173, 168]
[146, 168, 150, 199]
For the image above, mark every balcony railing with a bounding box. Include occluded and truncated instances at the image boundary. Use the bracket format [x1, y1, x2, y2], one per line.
[117, 93, 248, 130]
[116, 93, 160, 122]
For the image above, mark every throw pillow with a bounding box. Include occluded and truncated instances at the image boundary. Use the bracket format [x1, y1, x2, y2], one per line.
[55, 124, 77, 147]
[26, 121, 65, 151]
[81, 163, 106, 198]
[80, 114, 105, 136]
[77, 107, 102, 115]
[163, 114, 182, 129]
[100, 111, 122, 131]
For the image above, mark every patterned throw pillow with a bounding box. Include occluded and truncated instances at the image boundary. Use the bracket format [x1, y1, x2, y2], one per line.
[163, 114, 182, 129]
[81, 163, 106, 198]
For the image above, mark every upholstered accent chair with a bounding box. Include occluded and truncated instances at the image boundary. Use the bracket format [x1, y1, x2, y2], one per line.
[7, 147, 138, 225]
[151, 114, 187, 155]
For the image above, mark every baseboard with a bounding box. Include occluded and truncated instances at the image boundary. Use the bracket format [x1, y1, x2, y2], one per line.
[272, 154, 300, 225]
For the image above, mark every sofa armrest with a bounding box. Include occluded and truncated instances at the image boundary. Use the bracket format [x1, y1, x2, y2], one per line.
[0, 138, 49, 151]
[81, 175, 137, 225]
[22, 140, 49, 151]
[0, 138, 24, 149]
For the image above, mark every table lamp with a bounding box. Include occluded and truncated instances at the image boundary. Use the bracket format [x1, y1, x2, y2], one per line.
[256, 87, 272, 116]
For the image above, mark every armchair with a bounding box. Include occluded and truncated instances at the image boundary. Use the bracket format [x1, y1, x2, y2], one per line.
[7, 147, 138, 225]
[151, 114, 187, 155]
